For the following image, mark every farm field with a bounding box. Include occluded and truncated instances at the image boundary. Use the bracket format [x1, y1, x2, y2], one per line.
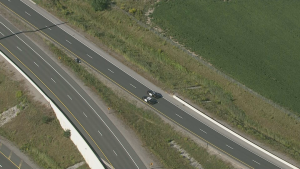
[152, 0, 300, 114]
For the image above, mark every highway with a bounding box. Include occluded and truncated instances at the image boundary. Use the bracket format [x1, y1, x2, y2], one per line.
[0, 0, 297, 169]
[0, 14, 145, 169]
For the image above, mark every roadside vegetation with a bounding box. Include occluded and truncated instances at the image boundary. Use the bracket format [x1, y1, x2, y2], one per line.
[47, 41, 233, 169]
[0, 62, 88, 169]
[32, 0, 300, 164]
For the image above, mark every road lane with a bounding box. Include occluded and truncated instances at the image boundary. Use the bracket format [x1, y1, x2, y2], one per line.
[0, 15, 145, 169]
[0, 153, 18, 169]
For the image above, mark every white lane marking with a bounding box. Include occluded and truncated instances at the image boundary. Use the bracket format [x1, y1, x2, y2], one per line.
[25, 11, 31, 16]
[83, 112, 87, 117]
[0, 20, 144, 169]
[199, 129, 207, 134]
[176, 114, 182, 119]
[113, 150, 118, 156]
[66, 40, 72, 44]
[98, 130, 102, 136]
[253, 160, 260, 165]
[33, 62, 39, 67]
[51, 78, 56, 83]
[87, 54, 92, 58]
[0, 32, 4, 36]
[226, 144, 233, 149]
[108, 69, 114, 73]
[67, 95, 72, 100]
[17, 46, 22, 51]
[130, 84, 136, 88]
[8, 0, 10, 2]
[172, 96, 288, 169]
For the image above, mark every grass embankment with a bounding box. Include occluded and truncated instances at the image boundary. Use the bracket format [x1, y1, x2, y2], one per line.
[34, 0, 300, 163]
[0, 62, 88, 169]
[47, 41, 233, 169]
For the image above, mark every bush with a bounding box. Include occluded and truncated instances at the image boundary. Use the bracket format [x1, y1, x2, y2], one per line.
[63, 130, 71, 138]
[42, 116, 52, 124]
[15, 90, 23, 99]
[91, 0, 110, 11]
[129, 8, 137, 14]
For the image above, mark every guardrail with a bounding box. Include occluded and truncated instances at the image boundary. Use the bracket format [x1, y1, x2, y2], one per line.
[0, 50, 105, 169]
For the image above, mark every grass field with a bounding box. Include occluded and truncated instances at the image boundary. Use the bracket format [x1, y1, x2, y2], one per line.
[29, 0, 300, 164]
[152, 0, 300, 114]
[0, 62, 88, 169]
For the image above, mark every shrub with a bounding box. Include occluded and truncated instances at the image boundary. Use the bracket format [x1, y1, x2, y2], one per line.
[91, 0, 110, 11]
[42, 116, 52, 124]
[129, 8, 137, 14]
[63, 129, 71, 138]
[15, 90, 23, 99]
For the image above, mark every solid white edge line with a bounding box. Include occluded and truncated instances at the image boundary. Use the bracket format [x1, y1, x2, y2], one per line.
[0, 20, 140, 169]
[173, 95, 298, 169]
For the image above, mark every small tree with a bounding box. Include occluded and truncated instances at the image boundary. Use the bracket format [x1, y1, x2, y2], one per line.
[91, 0, 110, 11]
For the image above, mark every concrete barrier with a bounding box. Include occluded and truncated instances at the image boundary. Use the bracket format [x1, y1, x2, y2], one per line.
[173, 95, 298, 169]
[0, 50, 104, 169]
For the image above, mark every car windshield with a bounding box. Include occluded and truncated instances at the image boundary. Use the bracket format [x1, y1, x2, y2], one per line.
[147, 97, 152, 100]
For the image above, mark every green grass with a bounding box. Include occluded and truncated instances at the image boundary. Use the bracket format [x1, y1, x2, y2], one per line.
[47, 41, 233, 169]
[29, 0, 300, 164]
[152, 0, 300, 114]
[0, 62, 86, 169]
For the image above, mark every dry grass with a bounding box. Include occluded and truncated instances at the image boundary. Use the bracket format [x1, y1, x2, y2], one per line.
[0, 62, 85, 168]
[0, 62, 21, 113]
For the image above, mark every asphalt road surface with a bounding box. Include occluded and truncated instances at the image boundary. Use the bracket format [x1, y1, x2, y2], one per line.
[0, 15, 145, 169]
[0, 142, 32, 169]
[0, 0, 298, 169]
[0, 153, 18, 169]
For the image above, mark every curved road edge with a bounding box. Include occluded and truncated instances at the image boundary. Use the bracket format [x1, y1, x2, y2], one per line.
[0, 50, 105, 169]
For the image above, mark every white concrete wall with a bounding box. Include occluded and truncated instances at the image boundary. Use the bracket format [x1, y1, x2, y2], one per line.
[0, 51, 104, 169]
